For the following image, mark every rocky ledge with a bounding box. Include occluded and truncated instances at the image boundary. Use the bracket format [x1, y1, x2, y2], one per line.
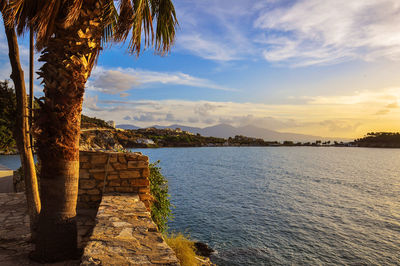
[81, 193, 180, 265]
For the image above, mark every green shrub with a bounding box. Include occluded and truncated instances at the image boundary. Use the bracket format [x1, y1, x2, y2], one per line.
[165, 232, 198, 266]
[149, 161, 173, 233]
[0, 80, 16, 152]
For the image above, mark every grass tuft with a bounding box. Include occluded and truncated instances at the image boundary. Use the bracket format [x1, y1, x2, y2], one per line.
[165, 232, 198, 266]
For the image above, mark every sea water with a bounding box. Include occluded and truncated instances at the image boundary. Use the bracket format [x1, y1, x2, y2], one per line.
[131, 147, 400, 265]
[2, 147, 399, 265]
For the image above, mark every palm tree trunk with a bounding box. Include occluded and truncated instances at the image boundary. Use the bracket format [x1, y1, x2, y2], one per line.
[33, 2, 103, 262]
[2, 11, 41, 237]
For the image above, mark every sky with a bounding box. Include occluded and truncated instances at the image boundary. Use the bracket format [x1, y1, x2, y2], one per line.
[1, 0, 400, 139]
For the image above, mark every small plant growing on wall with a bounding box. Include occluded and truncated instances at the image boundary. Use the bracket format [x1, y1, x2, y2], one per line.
[149, 161, 173, 233]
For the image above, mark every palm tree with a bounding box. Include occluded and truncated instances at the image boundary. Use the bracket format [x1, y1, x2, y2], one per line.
[4, 0, 177, 262]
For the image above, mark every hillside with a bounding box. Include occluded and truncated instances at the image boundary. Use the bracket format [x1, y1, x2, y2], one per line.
[81, 115, 114, 129]
[118, 123, 350, 142]
[354, 132, 400, 148]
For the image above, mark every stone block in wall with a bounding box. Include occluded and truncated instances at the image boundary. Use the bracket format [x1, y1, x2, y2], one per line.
[112, 163, 127, 170]
[108, 171, 119, 175]
[96, 182, 105, 189]
[115, 187, 136, 193]
[104, 187, 115, 193]
[92, 172, 105, 181]
[80, 169, 90, 179]
[127, 161, 148, 169]
[121, 180, 130, 187]
[105, 164, 114, 172]
[80, 180, 97, 189]
[125, 153, 139, 160]
[140, 155, 149, 162]
[139, 187, 150, 194]
[91, 154, 108, 164]
[88, 168, 105, 173]
[80, 155, 89, 163]
[109, 154, 118, 163]
[80, 162, 91, 169]
[107, 174, 118, 180]
[118, 155, 127, 164]
[87, 189, 101, 195]
[129, 179, 150, 187]
[109, 181, 120, 187]
[120, 170, 141, 179]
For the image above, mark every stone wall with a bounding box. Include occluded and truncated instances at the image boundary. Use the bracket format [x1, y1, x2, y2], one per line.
[78, 151, 153, 209]
[12, 151, 153, 209]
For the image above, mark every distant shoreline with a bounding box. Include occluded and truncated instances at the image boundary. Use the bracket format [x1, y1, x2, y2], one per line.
[128, 145, 400, 149]
[3, 144, 400, 156]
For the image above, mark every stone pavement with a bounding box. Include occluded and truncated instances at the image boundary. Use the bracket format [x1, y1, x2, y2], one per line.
[0, 193, 33, 265]
[81, 193, 180, 265]
[0, 193, 96, 265]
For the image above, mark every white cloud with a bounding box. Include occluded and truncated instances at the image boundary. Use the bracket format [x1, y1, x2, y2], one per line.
[88, 66, 236, 92]
[83, 95, 102, 112]
[305, 87, 400, 105]
[254, 0, 400, 66]
[91, 70, 140, 94]
[82, 86, 400, 138]
[177, 34, 240, 61]
[194, 103, 221, 117]
[173, 0, 400, 66]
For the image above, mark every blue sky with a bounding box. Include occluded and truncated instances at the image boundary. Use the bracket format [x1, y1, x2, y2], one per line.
[1, 0, 400, 138]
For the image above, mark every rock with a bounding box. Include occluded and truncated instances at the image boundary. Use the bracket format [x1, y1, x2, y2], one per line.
[194, 242, 214, 257]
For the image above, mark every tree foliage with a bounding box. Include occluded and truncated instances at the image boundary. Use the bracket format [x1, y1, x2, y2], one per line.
[354, 132, 400, 148]
[149, 160, 173, 233]
[4, 0, 178, 55]
[0, 80, 16, 152]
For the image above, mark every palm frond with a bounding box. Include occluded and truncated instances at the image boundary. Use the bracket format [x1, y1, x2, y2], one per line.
[101, 0, 118, 47]
[152, 0, 177, 55]
[128, 0, 154, 55]
[5, 0, 85, 50]
[0, 0, 6, 12]
[114, 0, 134, 42]
[5, 0, 61, 49]
[115, 0, 177, 55]
[61, 0, 83, 29]
[3, 0, 178, 56]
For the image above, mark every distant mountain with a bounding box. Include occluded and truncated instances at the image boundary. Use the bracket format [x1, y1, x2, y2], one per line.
[117, 123, 350, 142]
[116, 124, 140, 130]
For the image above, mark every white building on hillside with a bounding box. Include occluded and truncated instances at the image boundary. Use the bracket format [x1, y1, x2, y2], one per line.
[136, 138, 155, 145]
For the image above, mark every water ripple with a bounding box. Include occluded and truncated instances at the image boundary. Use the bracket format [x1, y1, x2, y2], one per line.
[131, 147, 400, 265]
